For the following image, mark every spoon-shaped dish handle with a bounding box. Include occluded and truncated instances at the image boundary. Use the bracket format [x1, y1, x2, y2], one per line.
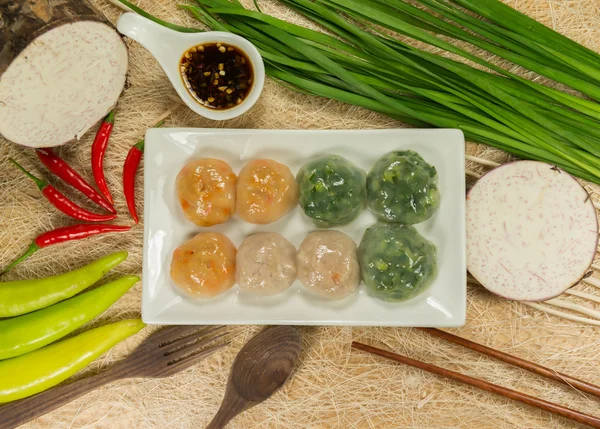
[116, 13, 182, 70]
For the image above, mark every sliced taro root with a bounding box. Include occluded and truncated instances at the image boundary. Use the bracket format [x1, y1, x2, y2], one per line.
[467, 161, 598, 302]
[0, 0, 128, 148]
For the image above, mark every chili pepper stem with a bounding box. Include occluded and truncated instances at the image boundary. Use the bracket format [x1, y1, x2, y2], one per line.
[135, 139, 145, 152]
[9, 159, 46, 191]
[0, 243, 41, 275]
[105, 110, 115, 124]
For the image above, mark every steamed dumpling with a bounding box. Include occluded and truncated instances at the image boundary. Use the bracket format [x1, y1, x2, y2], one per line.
[296, 155, 366, 227]
[171, 232, 236, 298]
[236, 159, 298, 224]
[236, 232, 297, 296]
[297, 230, 360, 300]
[176, 158, 236, 227]
[359, 223, 437, 302]
[367, 150, 440, 224]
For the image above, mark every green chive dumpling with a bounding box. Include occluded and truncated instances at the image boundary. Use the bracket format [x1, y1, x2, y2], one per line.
[367, 150, 440, 224]
[358, 223, 437, 302]
[296, 155, 366, 227]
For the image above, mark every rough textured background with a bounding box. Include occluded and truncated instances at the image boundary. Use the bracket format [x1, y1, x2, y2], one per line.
[1, 0, 600, 428]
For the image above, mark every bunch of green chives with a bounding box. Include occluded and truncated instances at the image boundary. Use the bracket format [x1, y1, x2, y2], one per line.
[118, 0, 600, 184]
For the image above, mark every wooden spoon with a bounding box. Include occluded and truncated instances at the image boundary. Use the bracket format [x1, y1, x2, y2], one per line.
[206, 325, 301, 429]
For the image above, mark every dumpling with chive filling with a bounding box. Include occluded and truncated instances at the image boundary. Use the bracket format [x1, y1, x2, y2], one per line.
[296, 155, 366, 227]
[367, 150, 440, 225]
[359, 223, 437, 302]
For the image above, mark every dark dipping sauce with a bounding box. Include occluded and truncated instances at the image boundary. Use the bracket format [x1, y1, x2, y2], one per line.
[180, 42, 253, 110]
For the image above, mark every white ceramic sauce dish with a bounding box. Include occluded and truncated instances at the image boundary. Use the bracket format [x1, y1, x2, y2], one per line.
[117, 13, 265, 120]
[142, 128, 467, 327]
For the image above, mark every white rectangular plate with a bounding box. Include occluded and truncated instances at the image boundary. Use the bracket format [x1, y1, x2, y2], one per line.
[142, 128, 466, 326]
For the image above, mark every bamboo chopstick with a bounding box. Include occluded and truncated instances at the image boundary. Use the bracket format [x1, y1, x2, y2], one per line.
[352, 342, 600, 429]
[419, 328, 600, 398]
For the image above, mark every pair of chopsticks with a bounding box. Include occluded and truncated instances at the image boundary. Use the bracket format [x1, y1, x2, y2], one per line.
[352, 328, 600, 428]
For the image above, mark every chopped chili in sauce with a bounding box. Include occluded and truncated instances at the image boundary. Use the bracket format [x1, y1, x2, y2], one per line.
[180, 42, 253, 110]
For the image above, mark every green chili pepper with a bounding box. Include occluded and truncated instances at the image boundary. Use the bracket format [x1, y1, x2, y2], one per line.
[0, 275, 139, 360]
[0, 319, 145, 403]
[0, 251, 128, 318]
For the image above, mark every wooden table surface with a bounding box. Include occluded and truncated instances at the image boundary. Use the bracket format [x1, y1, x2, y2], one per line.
[1, 0, 600, 428]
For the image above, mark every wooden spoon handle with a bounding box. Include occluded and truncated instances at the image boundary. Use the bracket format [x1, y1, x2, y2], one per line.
[352, 342, 600, 429]
[205, 407, 238, 429]
[0, 369, 121, 429]
[205, 387, 250, 429]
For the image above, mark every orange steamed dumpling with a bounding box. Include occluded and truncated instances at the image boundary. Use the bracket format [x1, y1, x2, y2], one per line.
[176, 158, 236, 227]
[236, 159, 298, 224]
[170, 232, 237, 299]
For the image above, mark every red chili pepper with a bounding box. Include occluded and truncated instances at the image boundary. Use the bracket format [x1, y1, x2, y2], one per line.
[36, 148, 116, 214]
[123, 120, 165, 224]
[91, 110, 115, 204]
[9, 159, 118, 223]
[123, 139, 144, 224]
[0, 224, 131, 275]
